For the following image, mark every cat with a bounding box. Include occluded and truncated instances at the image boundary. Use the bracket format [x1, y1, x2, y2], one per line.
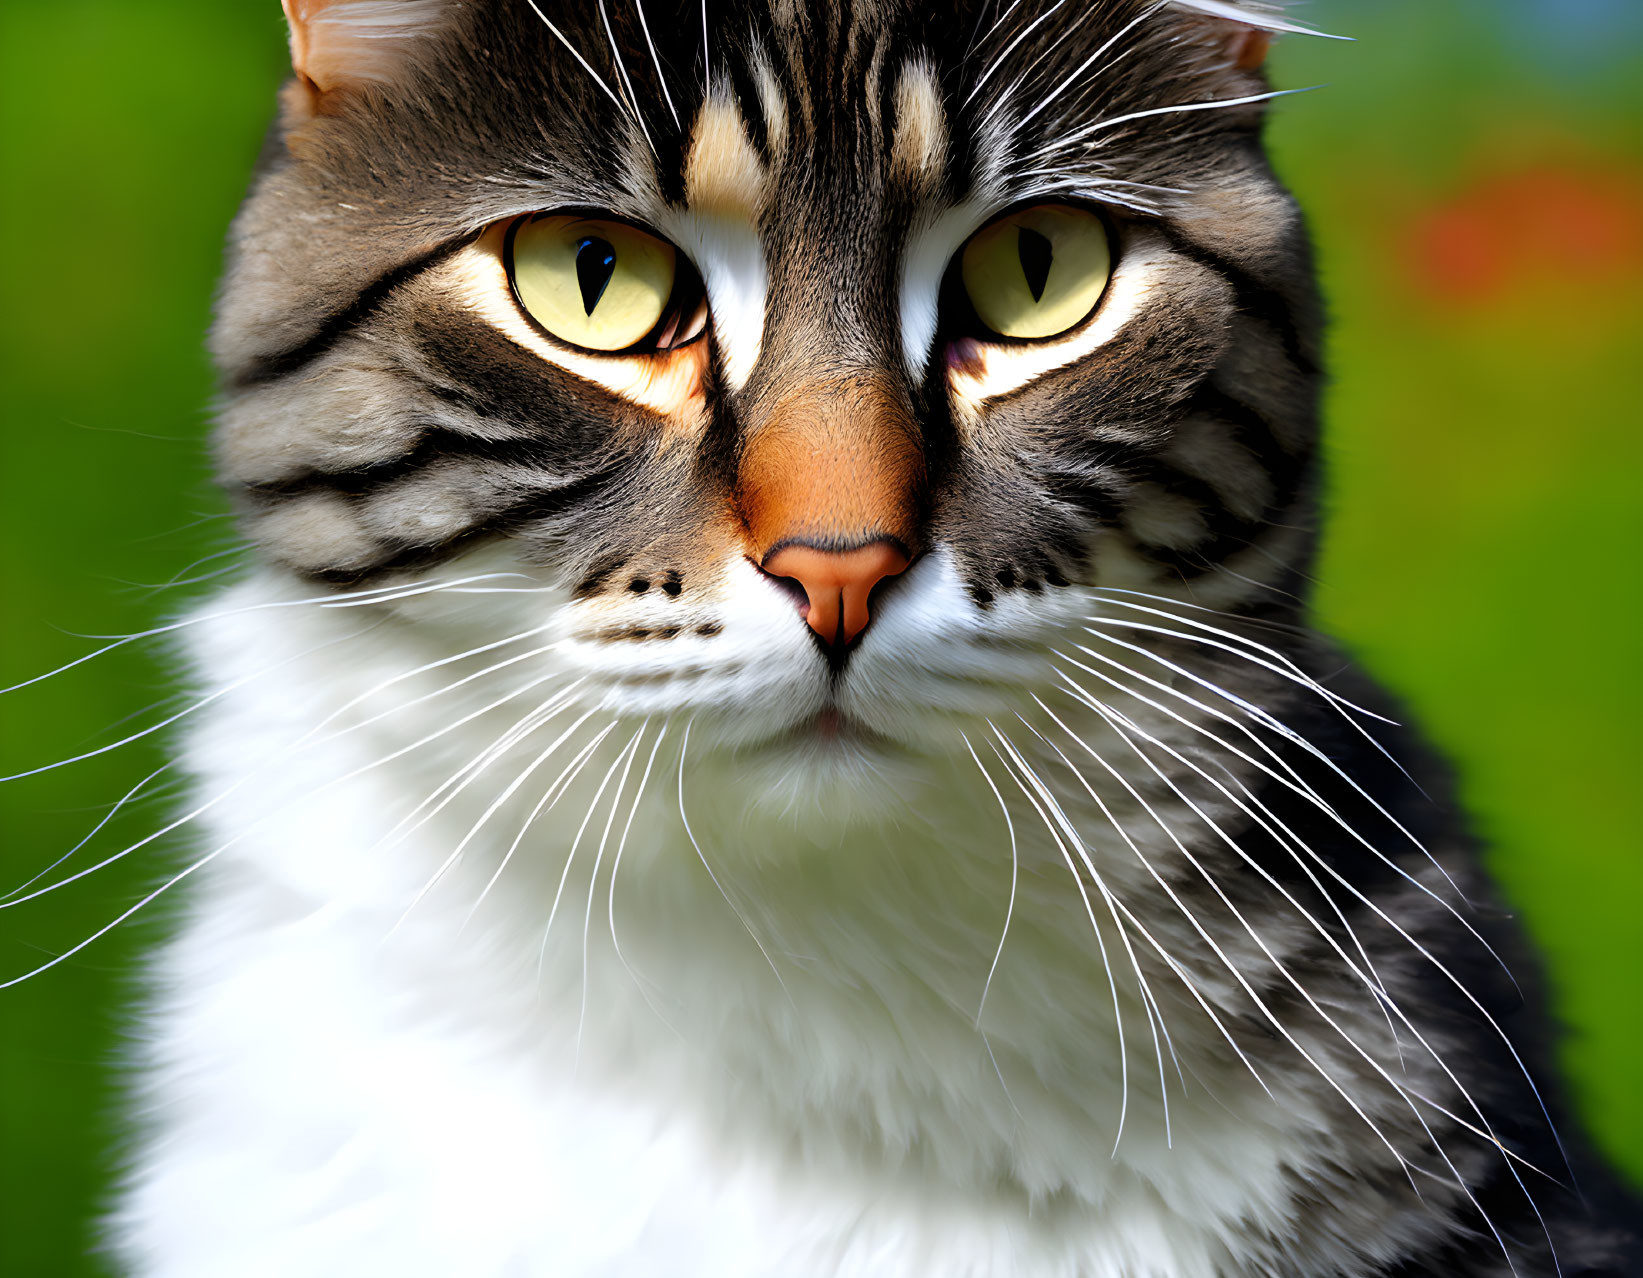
[86, 0, 1640, 1274]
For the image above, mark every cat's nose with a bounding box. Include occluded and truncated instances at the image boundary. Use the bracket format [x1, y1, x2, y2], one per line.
[762, 540, 910, 656]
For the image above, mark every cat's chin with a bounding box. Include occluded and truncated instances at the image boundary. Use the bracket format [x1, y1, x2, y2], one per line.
[690, 711, 934, 840]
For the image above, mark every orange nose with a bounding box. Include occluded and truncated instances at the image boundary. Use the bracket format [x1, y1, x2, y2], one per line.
[762, 541, 911, 651]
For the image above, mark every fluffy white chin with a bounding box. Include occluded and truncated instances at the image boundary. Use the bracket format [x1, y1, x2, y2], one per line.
[689, 719, 939, 841]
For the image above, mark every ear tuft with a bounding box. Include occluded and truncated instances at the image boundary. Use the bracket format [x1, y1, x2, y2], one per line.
[281, 0, 450, 97]
[1232, 28, 1272, 71]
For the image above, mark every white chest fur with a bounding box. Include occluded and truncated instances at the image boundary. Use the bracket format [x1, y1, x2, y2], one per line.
[113, 575, 1328, 1278]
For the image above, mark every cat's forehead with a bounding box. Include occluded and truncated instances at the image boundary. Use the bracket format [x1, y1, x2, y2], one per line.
[324, 0, 1256, 229]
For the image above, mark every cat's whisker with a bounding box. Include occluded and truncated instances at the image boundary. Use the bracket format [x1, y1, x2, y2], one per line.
[0, 569, 538, 696]
[375, 684, 585, 869]
[958, 732, 1028, 1122]
[963, 0, 1075, 106]
[677, 719, 794, 1007]
[119, 544, 250, 596]
[0, 621, 387, 784]
[960, 732, 1019, 1029]
[965, 0, 1027, 63]
[1029, 86, 1318, 162]
[1003, 718, 1264, 1110]
[1009, 4, 1163, 132]
[0, 667, 577, 916]
[630, 0, 679, 130]
[978, 1, 1154, 135]
[605, 721, 674, 1012]
[300, 637, 562, 753]
[1056, 640, 1467, 1012]
[575, 724, 650, 1068]
[1065, 671, 1574, 1218]
[0, 763, 174, 906]
[1086, 590, 1403, 730]
[396, 706, 605, 935]
[1050, 652, 1403, 1018]
[533, 721, 623, 988]
[522, 0, 650, 147]
[468, 723, 614, 928]
[0, 838, 235, 991]
[595, 0, 658, 157]
[989, 727, 1134, 1157]
[1089, 586, 1317, 644]
[1031, 697, 1427, 1197]
[1074, 698, 1549, 1266]
[1082, 619, 1465, 900]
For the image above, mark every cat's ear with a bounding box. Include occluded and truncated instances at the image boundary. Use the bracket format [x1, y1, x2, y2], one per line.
[1229, 28, 1272, 72]
[1172, 1, 1340, 74]
[280, 0, 445, 101]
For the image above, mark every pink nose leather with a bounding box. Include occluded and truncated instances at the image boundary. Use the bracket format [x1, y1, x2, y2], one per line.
[762, 542, 910, 649]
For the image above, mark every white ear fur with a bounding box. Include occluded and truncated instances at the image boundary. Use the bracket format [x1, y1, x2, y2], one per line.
[281, 0, 451, 94]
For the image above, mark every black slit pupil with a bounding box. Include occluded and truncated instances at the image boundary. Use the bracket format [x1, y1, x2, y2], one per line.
[575, 237, 618, 316]
[1018, 226, 1053, 303]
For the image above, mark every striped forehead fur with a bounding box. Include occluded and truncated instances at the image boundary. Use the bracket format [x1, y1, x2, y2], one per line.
[889, 60, 948, 184]
[684, 93, 767, 214]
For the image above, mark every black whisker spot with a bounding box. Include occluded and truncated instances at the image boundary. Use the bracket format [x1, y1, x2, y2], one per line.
[627, 578, 650, 594]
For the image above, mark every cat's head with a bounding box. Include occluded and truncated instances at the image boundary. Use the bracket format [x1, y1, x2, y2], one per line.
[213, 0, 1322, 796]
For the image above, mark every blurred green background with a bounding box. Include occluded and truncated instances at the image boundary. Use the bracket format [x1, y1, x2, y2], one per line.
[0, 1, 1638, 1272]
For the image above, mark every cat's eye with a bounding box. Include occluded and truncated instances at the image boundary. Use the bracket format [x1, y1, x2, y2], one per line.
[504, 213, 705, 354]
[958, 205, 1112, 341]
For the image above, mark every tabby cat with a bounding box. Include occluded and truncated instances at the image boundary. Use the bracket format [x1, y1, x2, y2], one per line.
[92, 0, 1639, 1274]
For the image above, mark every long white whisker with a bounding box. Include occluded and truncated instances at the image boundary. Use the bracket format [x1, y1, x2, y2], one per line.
[606, 722, 671, 1003]
[1076, 671, 1572, 1218]
[524, 0, 643, 130]
[964, 0, 1074, 105]
[1030, 88, 1315, 161]
[1082, 620, 1461, 896]
[0, 841, 231, 990]
[372, 680, 582, 853]
[596, 0, 658, 156]
[676, 720, 794, 1006]
[1077, 699, 1544, 1268]
[533, 721, 623, 987]
[1, 763, 173, 904]
[0, 670, 576, 920]
[468, 724, 613, 927]
[1051, 655, 1403, 1031]
[0, 620, 391, 784]
[960, 733, 1027, 1123]
[961, 732, 1018, 1027]
[631, 0, 679, 129]
[1012, 4, 1161, 131]
[576, 724, 649, 1066]
[391, 705, 602, 934]
[1028, 702, 1425, 1194]
[990, 727, 1133, 1156]
[1, 569, 538, 696]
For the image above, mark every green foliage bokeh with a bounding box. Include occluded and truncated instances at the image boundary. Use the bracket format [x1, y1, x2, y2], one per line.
[1, 3, 1638, 1272]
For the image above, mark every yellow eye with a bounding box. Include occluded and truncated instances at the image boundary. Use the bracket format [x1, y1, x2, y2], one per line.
[959, 205, 1112, 341]
[506, 215, 679, 352]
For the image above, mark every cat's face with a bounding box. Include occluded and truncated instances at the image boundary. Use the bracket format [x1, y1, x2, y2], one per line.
[217, 0, 1319, 783]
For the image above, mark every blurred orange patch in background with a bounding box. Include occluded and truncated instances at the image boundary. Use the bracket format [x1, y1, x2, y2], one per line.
[1403, 161, 1643, 310]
